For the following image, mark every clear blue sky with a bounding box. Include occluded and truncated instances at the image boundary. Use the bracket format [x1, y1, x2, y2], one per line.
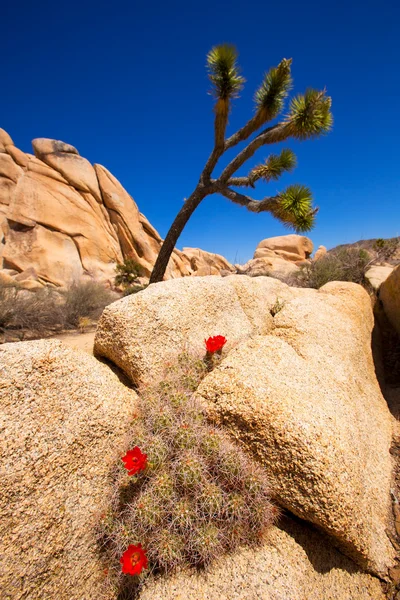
[2, 0, 399, 264]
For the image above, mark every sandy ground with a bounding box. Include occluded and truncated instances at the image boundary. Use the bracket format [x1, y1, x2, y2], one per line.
[51, 330, 96, 354]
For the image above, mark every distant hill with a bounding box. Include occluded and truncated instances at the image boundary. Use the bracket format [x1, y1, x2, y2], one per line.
[328, 237, 400, 266]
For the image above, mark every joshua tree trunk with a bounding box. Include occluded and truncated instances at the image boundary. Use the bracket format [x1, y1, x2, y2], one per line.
[149, 186, 207, 284]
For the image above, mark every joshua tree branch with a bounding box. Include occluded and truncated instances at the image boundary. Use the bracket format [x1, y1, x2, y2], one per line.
[220, 188, 279, 213]
[219, 122, 290, 183]
[224, 112, 266, 150]
[226, 177, 255, 188]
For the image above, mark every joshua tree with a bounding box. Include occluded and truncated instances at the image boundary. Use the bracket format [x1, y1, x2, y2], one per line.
[149, 44, 332, 284]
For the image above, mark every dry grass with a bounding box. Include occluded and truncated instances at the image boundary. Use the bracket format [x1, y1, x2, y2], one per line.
[0, 280, 118, 340]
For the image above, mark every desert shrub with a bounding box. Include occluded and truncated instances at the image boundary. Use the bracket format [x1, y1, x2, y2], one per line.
[293, 247, 371, 289]
[62, 281, 118, 327]
[12, 287, 65, 331]
[0, 282, 19, 330]
[115, 258, 143, 288]
[97, 348, 277, 596]
[0, 282, 64, 334]
[373, 237, 399, 261]
[123, 284, 149, 297]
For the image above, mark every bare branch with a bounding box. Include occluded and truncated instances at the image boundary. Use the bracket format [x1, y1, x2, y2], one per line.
[219, 122, 290, 183]
[224, 112, 265, 151]
[226, 177, 255, 188]
[220, 188, 279, 213]
[201, 148, 223, 183]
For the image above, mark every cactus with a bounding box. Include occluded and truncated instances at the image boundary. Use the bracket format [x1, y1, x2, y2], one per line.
[97, 347, 277, 597]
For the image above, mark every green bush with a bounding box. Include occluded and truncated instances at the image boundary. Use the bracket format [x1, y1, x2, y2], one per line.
[293, 247, 371, 289]
[97, 349, 277, 596]
[115, 258, 143, 288]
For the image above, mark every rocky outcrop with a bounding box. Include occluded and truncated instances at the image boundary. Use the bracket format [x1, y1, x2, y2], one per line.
[94, 275, 396, 577]
[365, 265, 394, 291]
[0, 339, 138, 600]
[313, 244, 327, 261]
[138, 518, 385, 600]
[235, 234, 313, 279]
[0, 129, 235, 287]
[195, 281, 395, 576]
[380, 264, 400, 336]
[254, 234, 313, 262]
[179, 247, 236, 277]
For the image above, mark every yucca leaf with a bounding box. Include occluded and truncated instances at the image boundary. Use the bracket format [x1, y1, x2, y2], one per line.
[251, 148, 297, 183]
[254, 58, 293, 120]
[286, 89, 333, 140]
[207, 44, 245, 101]
[270, 184, 316, 232]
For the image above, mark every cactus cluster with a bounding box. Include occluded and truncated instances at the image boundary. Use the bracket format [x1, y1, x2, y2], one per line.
[97, 347, 277, 597]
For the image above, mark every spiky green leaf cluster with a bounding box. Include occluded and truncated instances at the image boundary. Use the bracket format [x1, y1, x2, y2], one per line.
[254, 58, 293, 119]
[271, 184, 316, 232]
[286, 89, 333, 139]
[251, 148, 296, 183]
[207, 44, 245, 100]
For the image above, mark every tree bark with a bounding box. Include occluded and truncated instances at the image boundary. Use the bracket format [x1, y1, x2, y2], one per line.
[149, 187, 207, 284]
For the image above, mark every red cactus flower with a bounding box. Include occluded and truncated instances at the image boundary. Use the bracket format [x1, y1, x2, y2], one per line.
[121, 447, 147, 475]
[120, 544, 148, 575]
[205, 335, 227, 353]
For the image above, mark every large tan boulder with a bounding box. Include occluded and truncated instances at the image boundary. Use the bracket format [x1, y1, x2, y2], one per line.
[138, 518, 385, 600]
[0, 128, 14, 151]
[94, 275, 303, 387]
[2, 222, 83, 285]
[236, 256, 299, 278]
[0, 153, 23, 182]
[0, 339, 138, 600]
[380, 264, 400, 335]
[94, 164, 180, 278]
[32, 138, 102, 202]
[0, 129, 232, 287]
[180, 247, 235, 276]
[255, 234, 313, 262]
[194, 281, 395, 576]
[365, 265, 394, 291]
[313, 245, 328, 261]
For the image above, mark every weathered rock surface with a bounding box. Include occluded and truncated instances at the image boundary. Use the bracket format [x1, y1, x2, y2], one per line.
[380, 264, 400, 336]
[94, 275, 309, 387]
[194, 281, 395, 576]
[0, 339, 138, 600]
[365, 264, 394, 291]
[138, 518, 385, 600]
[235, 256, 299, 278]
[254, 234, 313, 262]
[94, 274, 396, 574]
[180, 246, 236, 277]
[0, 129, 236, 287]
[234, 234, 314, 279]
[313, 244, 327, 261]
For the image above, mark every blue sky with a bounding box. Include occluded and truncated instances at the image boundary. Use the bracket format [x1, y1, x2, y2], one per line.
[2, 0, 399, 264]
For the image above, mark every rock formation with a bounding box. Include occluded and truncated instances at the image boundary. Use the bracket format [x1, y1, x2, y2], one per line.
[0, 339, 138, 600]
[0, 129, 235, 288]
[235, 234, 313, 278]
[94, 275, 396, 577]
[1, 274, 397, 597]
[380, 264, 400, 336]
